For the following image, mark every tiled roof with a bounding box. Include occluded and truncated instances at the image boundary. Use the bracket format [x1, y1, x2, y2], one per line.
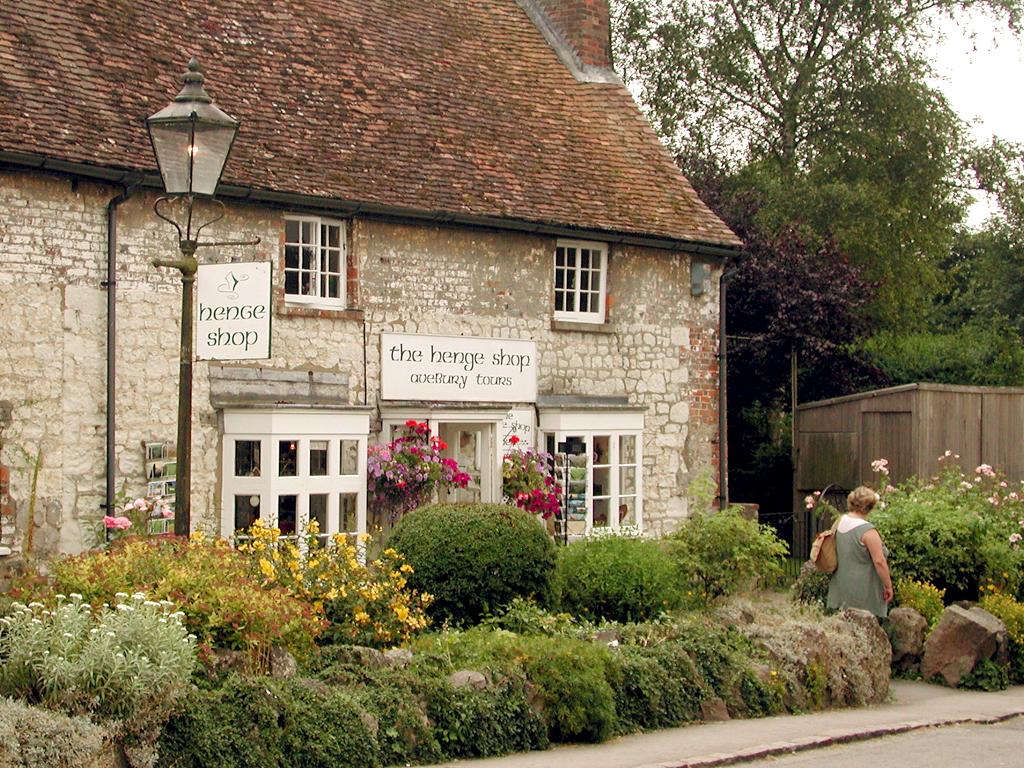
[0, 0, 739, 248]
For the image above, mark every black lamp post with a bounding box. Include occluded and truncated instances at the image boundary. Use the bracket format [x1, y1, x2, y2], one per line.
[147, 58, 240, 536]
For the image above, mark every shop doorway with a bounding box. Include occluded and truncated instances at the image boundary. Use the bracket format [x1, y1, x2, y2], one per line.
[438, 422, 496, 503]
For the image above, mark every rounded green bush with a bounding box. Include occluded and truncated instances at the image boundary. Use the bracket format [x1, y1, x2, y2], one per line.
[552, 535, 680, 623]
[386, 503, 557, 626]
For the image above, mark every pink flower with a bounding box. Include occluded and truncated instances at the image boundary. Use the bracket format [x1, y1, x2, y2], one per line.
[160, 506, 173, 519]
[976, 464, 996, 478]
[104, 516, 132, 530]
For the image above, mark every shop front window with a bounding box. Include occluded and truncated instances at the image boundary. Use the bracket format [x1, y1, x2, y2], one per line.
[220, 408, 370, 543]
[539, 409, 645, 537]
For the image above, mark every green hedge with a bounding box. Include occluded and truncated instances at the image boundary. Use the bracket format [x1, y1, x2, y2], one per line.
[552, 535, 681, 622]
[386, 503, 557, 625]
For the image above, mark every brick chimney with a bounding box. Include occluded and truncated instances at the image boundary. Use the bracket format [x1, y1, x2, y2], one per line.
[533, 0, 612, 70]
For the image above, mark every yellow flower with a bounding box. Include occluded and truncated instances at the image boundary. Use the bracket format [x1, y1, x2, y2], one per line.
[258, 559, 274, 578]
[354, 610, 370, 624]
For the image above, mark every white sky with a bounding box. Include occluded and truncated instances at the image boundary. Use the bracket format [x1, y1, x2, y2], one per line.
[931, 12, 1024, 225]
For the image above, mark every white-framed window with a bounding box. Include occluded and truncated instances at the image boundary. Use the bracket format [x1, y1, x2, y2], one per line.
[539, 409, 644, 536]
[284, 216, 347, 309]
[554, 239, 607, 323]
[220, 408, 370, 543]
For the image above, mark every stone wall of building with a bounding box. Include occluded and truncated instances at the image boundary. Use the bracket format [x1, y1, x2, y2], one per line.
[0, 168, 721, 552]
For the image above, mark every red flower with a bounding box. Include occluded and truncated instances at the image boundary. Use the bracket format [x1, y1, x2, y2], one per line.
[509, 435, 521, 445]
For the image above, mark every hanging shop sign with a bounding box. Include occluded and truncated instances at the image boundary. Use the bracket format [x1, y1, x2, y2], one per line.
[196, 262, 272, 360]
[381, 332, 538, 403]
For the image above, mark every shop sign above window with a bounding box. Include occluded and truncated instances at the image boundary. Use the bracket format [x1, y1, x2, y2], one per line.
[381, 332, 538, 403]
[196, 262, 272, 360]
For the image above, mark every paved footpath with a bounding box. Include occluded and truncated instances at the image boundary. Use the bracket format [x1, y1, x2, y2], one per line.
[423, 680, 1024, 768]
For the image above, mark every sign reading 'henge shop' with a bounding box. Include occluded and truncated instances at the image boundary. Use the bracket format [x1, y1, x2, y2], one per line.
[196, 262, 272, 361]
[381, 332, 538, 403]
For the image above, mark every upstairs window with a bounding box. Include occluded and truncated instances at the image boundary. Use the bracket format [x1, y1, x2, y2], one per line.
[554, 239, 607, 323]
[284, 216, 346, 309]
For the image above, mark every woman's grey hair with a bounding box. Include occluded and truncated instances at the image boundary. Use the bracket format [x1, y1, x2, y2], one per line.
[847, 486, 880, 514]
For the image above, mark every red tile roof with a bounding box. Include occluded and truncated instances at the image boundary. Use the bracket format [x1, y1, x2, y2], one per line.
[0, 0, 739, 248]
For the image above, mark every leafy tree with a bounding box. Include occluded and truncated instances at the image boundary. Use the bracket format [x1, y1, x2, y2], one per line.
[611, 0, 1017, 324]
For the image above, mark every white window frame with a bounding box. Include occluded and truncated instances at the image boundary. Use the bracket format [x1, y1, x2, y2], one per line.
[283, 215, 347, 310]
[554, 239, 608, 324]
[539, 409, 645, 536]
[220, 408, 370, 542]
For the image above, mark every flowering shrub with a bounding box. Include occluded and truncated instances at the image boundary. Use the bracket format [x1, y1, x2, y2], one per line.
[239, 519, 433, 648]
[980, 590, 1024, 682]
[502, 439, 562, 519]
[0, 593, 196, 767]
[367, 421, 469, 524]
[871, 453, 1024, 601]
[12, 535, 321, 669]
[894, 578, 945, 627]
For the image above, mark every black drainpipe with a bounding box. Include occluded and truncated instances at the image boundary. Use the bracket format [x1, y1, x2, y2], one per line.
[105, 183, 140, 513]
[718, 267, 739, 510]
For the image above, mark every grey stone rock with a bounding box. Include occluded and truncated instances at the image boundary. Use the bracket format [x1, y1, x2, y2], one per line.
[921, 605, 1009, 687]
[384, 647, 414, 667]
[448, 670, 487, 690]
[839, 608, 891, 703]
[269, 646, 298, 679]
[887, 606, 928, 674]
[593, 629, 621, 647]
[700, 696, 730, 721]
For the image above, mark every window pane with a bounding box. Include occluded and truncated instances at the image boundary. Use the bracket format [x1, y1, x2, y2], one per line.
[285, 269, 298, 295]
[309, 440, 328, 476]
[234, 494, 260, 532]
[340, 493, 357, 533]
[620, 466, 636, 495]
[285, 243, 299, 269]
[285, 219, 299, 242]
[593, 465, 610, 497]
[301, 245, 315, 271]
[279, 440, 298, 477]
[593, 497, 609, 527]
[234, 440, 261, 477]
[278, 495, 297, 535]
[327, 274, 340, 298]
[619, 496, 637, 527]
[302, 220, 314, 242]
[310, 493, 328, 539]
[340, 440, 359, 475]
[593, 435, 610, 464]
[620, 435, 636, 464]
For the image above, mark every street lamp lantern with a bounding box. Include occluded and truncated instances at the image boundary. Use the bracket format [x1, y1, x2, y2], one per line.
[146, 57, 243, 537]
[147, 57, 239, 197]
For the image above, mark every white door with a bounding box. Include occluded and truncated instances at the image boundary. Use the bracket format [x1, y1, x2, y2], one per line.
[438, 422, 496, 503]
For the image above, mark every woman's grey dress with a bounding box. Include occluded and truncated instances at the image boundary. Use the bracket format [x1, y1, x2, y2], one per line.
[826, 517, 889, 618]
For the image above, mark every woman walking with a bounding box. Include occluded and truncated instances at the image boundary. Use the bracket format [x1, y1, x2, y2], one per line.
[827, 486, 894, 619]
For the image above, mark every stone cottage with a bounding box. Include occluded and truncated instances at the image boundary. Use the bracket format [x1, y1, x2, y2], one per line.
[0, 0, 740, 554]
